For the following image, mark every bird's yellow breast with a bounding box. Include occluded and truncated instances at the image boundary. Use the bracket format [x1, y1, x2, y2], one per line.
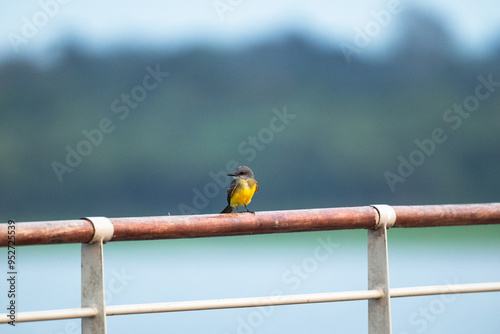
[230, 179, 257, 207]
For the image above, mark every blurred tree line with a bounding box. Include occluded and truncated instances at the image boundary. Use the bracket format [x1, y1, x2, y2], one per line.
[1, 10, 499, 221]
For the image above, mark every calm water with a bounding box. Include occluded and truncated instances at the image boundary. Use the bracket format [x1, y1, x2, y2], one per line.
[2, 226, 500, 333]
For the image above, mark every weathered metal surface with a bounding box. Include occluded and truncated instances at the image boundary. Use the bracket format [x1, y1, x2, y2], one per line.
[81, 241, 107, 334]
[0, 203, 498, 333]
[1, 203, 499, 247]
[0, 219, 95, 246]
[1, 206, 376, 246]
[111, 206, 376, 241]
[392, 203, 500, 228]
[81, 217, 114, 334]
[368, 223, 392, 333]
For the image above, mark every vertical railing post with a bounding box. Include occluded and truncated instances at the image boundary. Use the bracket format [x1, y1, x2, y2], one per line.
[81, 217, 114, 334]
[368, 205, 396, 334]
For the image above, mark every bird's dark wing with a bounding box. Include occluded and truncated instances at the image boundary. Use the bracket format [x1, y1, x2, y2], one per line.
[255, 181, 259, 192]
[226, 179, 237, 204]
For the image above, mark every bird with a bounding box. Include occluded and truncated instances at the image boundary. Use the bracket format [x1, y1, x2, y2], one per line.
[221, 166, 259, 214]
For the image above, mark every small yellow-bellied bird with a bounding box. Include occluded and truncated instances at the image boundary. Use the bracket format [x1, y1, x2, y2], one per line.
[221, 166, 259, 214]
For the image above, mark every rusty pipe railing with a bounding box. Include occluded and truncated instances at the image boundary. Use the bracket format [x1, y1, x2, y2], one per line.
[1, 203, 500, 247]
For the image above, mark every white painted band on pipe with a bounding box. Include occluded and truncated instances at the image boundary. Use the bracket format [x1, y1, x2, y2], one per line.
[83, 217, 114, 243]
[371, 205, 397, 229]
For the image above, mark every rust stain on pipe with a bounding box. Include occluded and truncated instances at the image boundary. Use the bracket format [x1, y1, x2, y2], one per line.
[0, 219, 95, 247]
[110, 206, 376, 242]
[1, 203, 499, 247]
[393, 203, 500, 228]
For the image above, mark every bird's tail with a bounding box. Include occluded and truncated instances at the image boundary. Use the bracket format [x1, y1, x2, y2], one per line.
[221, 205, 233, 214]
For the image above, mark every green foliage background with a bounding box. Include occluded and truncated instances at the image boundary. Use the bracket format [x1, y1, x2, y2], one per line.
[1, 11, 499, 222]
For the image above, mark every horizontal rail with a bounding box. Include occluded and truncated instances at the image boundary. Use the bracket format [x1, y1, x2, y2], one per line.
[0, 307, 97, 324]
[2, 282, 499, 324]
[390, 282, 500, 298]
[106, 290, 384, 316]
[1, 203, 499, 247]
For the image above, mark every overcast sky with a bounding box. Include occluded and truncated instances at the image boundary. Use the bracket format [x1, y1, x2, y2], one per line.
[1, 0, 500, 61]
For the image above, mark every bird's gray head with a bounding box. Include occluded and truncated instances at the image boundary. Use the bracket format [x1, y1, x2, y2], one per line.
[228, 166, 254, 179]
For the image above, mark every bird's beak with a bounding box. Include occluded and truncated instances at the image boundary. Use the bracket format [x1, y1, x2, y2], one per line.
[227, 173, 236, 177]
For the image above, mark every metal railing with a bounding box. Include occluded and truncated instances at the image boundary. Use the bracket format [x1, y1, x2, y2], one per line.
[1, 203, 500, 333]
